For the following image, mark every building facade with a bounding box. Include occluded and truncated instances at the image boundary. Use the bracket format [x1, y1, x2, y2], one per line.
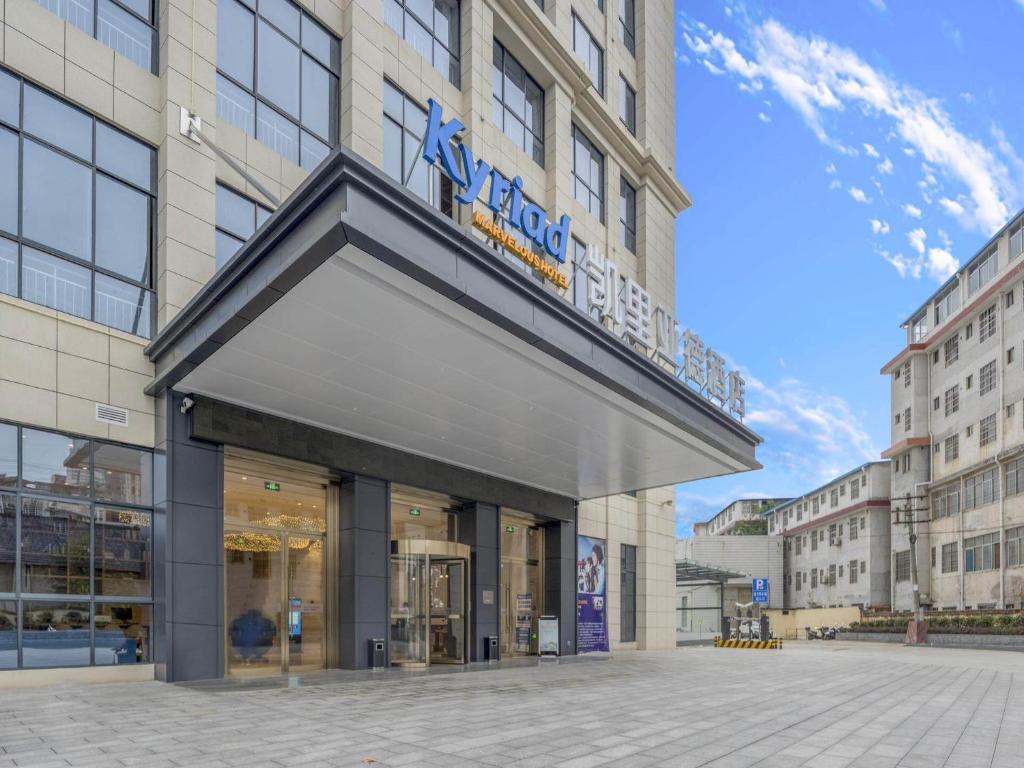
[697, 497, 788, 536]
[766, 463, 891, 610]
[0, 0, 760, 681]
[883, 210, 1024, 611]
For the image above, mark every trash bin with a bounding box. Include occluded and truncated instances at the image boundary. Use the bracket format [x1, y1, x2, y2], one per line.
[760, 615, 770, 640]
[485, 635, 499, 661]
[368, 638, 385, 669]
[721, 616, 731, 640]
[538, 616, 559, 656]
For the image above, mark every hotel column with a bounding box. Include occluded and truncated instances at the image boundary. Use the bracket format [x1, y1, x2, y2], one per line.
[458, 502, 500, 661]
[338, 475, 390, 669]
[545, 518, 577, 656]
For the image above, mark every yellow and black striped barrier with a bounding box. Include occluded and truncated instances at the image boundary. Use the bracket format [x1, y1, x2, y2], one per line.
[714, 637, 783, 650]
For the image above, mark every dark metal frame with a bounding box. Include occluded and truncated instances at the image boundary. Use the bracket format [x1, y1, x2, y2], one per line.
[37, 0, 157, 73]
[571, 11, 604, 96]
[571, 123, 605, 222]
[492, 39, 545, 167]
[384, 0, 462, 88]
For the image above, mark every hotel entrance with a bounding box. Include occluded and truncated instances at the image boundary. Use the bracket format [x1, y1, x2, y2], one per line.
[500, 511, 545, 656]
[223, 453, 334, 677]
[389, 485, 468, 666]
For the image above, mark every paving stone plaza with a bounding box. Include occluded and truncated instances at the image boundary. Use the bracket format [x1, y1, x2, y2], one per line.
[2, 642, 1023, 768]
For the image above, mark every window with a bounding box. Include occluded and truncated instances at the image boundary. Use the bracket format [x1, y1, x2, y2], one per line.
[795, 571, 802, 591]
[811, 532, 818, 552]
[217, 0, 340, 170]
[383, 81, 455, 214]
[828, 564, 836, 585]
[572, 13, 604, 95]
[944, 386, 959, 417]
[812, 497, 819, 515]
[979, 305, 996, 342]
[850, 480, 860, 500]
[933, 350, 939, 364]
[33, 0, 155, 72]
[932, 483, 960, 520]
[934, 396, 940, 411]
[215, 185, 273, 270]
[0, 71, 155, 338]
[935, 282, 959, 325]
[571, 238, 589, 312]
[1009, 403, 1017, 419]
[1007, 527, 1024, 567]
[795, 537, 802, 555]
[1008, 290, 1016, 308]
[980, 360, 997, 396]
[901, 453, 910, 473]
[967, 424, 973, 437]
[811, 569, 818, 588]
[939, 542, 958, 574]
[979, 413, 997, 447]
[964, 466, 999, 510]
[619, 75, 636, 135]
[830, 489, 838, 507]
[0, 422, 153, 669]
[964, 533, 999, 572]
[384, 0, 460, 86]
[1010, 215, 1024, 262]
[620, 544, 636, 642]
[943, 334, 959, 366]
[903, 361, 911, 387]
[904, 407, 911, 432]
[619, 0, 636, 55]
[1008, 457, 1024, 497]
[572, 125, 604, 220]
[849, 519, 858, 540]
[911, 311, 928, 342]
[849, 560, 858, 584]
[840, 483, 846, 496]
[968, 247, 997, 296]
[944, 434, 959, 462]
[619, 177, 636, 253]
[492, 41, 544, 166]
[966, 374, 974, 391]
[828, 524, 836, 546]
[966, 322, 973, 340]
[895, 550, 911, 582]
[1010, 347, 1017, 365]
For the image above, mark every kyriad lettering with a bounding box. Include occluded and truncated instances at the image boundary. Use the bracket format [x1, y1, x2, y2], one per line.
[422, 98, 570, 263]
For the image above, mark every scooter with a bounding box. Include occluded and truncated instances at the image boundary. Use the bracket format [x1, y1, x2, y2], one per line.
[804, 626, 821, 640]
[821, 626, 837, 640]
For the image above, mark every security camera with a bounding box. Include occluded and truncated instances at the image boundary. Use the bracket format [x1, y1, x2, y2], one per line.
[180, 396, 196, 415]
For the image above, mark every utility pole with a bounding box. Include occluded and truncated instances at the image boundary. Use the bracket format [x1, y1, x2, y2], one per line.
[894, 492, 929, 643]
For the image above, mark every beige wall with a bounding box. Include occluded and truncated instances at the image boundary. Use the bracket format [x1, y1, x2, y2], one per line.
[766, 606, 863, 639]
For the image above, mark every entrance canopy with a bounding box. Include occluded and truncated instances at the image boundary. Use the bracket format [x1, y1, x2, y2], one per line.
[147, 148, 760, 500]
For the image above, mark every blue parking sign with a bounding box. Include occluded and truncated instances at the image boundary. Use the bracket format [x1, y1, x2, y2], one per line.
[752, 578, 769, 604]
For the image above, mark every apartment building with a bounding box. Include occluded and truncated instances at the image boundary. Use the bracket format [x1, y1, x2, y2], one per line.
[0, 0, 760, 682]
[883, 210, 1024, 611]
[765, 463, 892, 610]
[698, 497, 789, 535]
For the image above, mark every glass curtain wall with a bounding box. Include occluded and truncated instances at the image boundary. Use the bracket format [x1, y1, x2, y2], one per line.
[0, 421, 153, 670]
[500, 511, 544, 656]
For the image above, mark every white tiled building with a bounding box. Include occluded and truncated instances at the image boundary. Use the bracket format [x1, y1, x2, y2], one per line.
[766, 463, 892, 610]
[883, 210, 1024, 611]
[698, 497, 789, 536]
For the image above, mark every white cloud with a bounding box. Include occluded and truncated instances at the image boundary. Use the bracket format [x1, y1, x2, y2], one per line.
[849, 186, 871, 204]
[863, 143, 880, 158]
[870, 218, 890, 235]
[702, 59, 724, 75]
[758, 112, 772, 123]
[939, 197, 965, 217]
[880, 249, 922, 279]
[828, 179, 842, 190]
[907, 227, 927, 254]
[877, 157, 893, 174]
[903, 203, 923, 218]
[825, 162, 837, 174]
[867, 0, 888, 11]
[960, 91, 975, 104]
[926, 248, 959, 282]
[678, 16, 1017, 234]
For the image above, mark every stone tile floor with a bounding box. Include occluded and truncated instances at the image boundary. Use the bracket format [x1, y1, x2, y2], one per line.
[2, 641, 1023, 767]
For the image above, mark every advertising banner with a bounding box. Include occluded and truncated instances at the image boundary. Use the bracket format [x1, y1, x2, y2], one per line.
[576, 534, 609, 653]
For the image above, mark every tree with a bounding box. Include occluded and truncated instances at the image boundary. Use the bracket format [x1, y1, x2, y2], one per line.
[730, 519, 768, 536]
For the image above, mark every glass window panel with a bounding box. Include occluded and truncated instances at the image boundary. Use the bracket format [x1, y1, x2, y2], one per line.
[407, 0, 432, 24]
[405, 12, 433, 61]
[93, 443, 152, 505]
[300, 55, 333, 141]
[23, 85, 92, 160]
[259, 0, 300, 40]
[217, 0, 255, 89]
[95, 175, 150, 283]
[95, 123, 153, 191]
[95, 602, 151, 664]
[256, 205, 272, 228]
[22, 248, 92, 321]
[97, 0, 154, 71]
[301, 13, 338, 71]
[217, 74, 256, 136]
[257, 20, 301, 118]
[434, 0, 459, 50]
[41, 0, 96, 36]
[0, 423, 15, 489]
[22, 140, 93, 262]
[0, 69, 20, 127]
[256, 102, 299, 165]
[95, 508, 151, 597]
[20, 498, 91, 595]
[216, 184, 257, 240]
[117, 0, 152, 21]
[0, 127, 16, 236]
[384, 0, 402, 34]
[22, 429, 91, 497]
[383, 118, 403, 182]
[0, 237, 16, 298]
[0, 600, 14, 669]
[0, 495, 14, 592]
[22, 601, 91, 667]
[300, 130, 330, 171]
[216, 229, 244, 270]
[384, 81, 404, 123]
[94, 274, 151, 338]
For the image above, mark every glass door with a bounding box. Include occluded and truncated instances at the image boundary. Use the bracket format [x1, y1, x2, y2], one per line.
[500, 515, 544, 657]
[285, 532, 325, 672]
[429, 559, 465, 664]
[225, 532, 283, 675]
[390, 554, 427, 664]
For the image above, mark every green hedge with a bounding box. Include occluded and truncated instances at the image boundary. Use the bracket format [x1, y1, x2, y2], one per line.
[848, 613, 1024, 635]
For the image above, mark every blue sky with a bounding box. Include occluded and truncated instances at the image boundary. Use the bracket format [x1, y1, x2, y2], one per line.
[671, 0, 1024, 535]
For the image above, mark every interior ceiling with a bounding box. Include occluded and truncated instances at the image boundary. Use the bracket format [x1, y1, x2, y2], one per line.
[176, 245, 746, 499]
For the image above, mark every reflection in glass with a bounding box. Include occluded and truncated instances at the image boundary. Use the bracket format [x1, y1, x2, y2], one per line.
[0, 495, 14, 592]
[95, 273, 151, 339]
[95, 507, 151, 597]
[217, 74, 256, 136]
[22, 141, 93, 262]
[95, 175, 151, 283]
[390, 485, 458, 542]
[0, 422, 16, 488]
[501, 514, 544, 657]
[216, 229, 244, 270]
[430, 559, 464, 663]
[257, 21, 300, 118]
[21, 248, 92, 320]
[23, 84, 93, 160]
[217, 184, 259, 240]
[287, 533, 324, 671]
[22, 601, 91, 667]
[0, 237, 15, 298]
[300, 131, 329, 171]
[256, 103, 299, 166]
[20, 497, 91, 595]
[95, 123, 153, 191]
[225, 535, 282, 674]
[95, 602, 150, 664]
[35, 0, 96, 36]
[218, 0, 255, 88]
[390, 554, 426, 663]
[0, 69, 19, 127]
[93, 443, 153, 505]
[300, 55, 333, 140]
[97, 0, 154, 71]
[21, 429, 91, 497]
[0, 600, 15, 669]
[0, 127, 17, 235]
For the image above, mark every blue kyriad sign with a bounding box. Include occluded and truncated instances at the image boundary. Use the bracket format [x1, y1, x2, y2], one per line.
[421, 98, 571, 263]
[752, 578, 769, 605]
